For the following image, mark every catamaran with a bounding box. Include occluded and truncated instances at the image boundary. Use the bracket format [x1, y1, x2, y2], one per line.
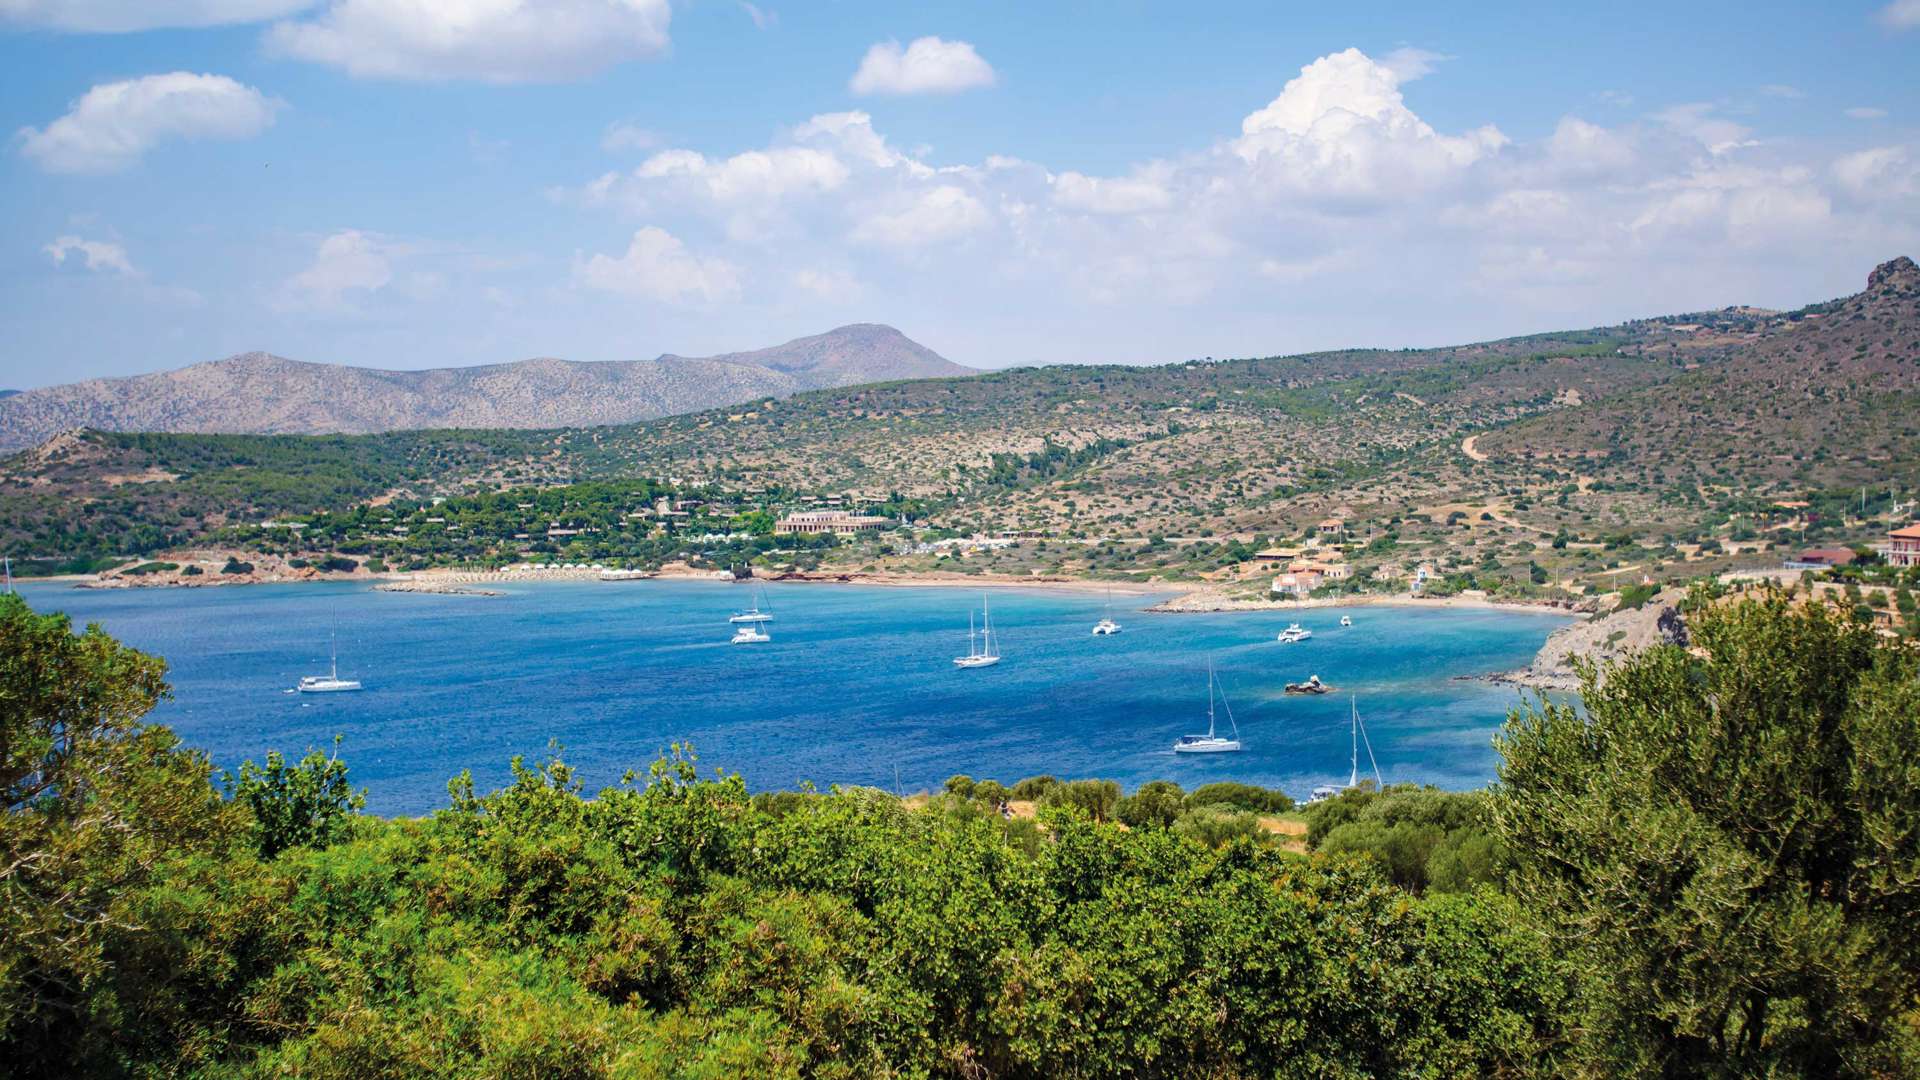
[296, 634, 362, 693]
[954, 596, 1001, 668]
[1277, 622, 1313, 643]
[729, 586, 774, 623]
[1307, 696, 1383, 803]
[1173, 664, 1242, 753]
[730, 622, 771, 644]
[1091, 591, 1122, 636]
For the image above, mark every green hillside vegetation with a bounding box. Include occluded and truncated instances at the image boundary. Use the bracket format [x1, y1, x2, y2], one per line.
[3, 589, 1916, 1077]
[0, 259, 1915, 598]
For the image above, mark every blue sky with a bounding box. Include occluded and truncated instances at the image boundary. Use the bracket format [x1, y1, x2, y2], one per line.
[2, 0, 1916, 389]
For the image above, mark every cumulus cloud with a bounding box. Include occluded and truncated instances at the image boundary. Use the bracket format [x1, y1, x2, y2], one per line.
[267, 0, 671, 83]
[280, 229, 403, 310]
[17, 72, 280, 174]
[1378, 46, 1448, 83]
[1051, 169, 1173, 214]
[44, 234, 137, 275]
[577, 226, 740, 304]
[853, 185, 990, 250]
[0, 0, 310, 32]
[1878, 0, 1920, 29]
[850, 36, 996, 95]
[1231, 47, 1506, 197]
[551, 46, 1920, 356]
[1654, 103, 1756, 155]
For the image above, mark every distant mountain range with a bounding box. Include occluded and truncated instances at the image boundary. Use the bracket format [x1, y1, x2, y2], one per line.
[0, 324, 970, 450]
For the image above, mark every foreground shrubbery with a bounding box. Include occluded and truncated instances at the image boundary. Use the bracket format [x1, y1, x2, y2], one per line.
[2, 590, 1917, 1077]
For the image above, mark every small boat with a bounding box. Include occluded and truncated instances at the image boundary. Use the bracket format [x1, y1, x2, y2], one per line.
[1339, 615, 1353, 627]
[296, 634, 362, 693]
[1277, 623, 1313, 644]
[1284, 674, 1331, 695]
[1174, 664, 1242, 753]
[1306, 697, 1384, 803]
[954, 596, 1002, 668]
[1091, 591, 1121, 636]
[730, 624, 770, 644]
[729, 586, 774, 624]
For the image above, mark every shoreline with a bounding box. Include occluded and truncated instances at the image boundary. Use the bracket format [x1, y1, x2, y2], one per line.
[24, 561, 1582, 619]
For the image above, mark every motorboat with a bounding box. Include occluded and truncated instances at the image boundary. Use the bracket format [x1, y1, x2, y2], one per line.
[1277, 623, 1313, 643]
[1284, 674, 1331, 695]
[1339, 615, 1353, 627]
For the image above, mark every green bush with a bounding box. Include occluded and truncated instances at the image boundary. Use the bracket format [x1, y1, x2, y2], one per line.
[1170, 805, 1264, 847]
[1117, 779, 1184, 828]
[1038, 778, 1120, 822]
[1009, 774, 1059, 801]
[1185, 781, 1294, 814]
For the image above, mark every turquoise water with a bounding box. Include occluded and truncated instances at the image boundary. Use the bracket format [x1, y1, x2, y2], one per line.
[14, 580, 1568, 815]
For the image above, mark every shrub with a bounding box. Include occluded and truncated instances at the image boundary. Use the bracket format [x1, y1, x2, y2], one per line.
[1039, 778, 1120, 822]
[1117, 780, 1184, 829]
[1186, 781, 1294, 814]
[1009, 774, 1059, 801]
[1171, 805, 1263, 847]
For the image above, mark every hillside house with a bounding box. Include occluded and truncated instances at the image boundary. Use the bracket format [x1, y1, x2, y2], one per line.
[1272, 570, 1323, 598]
[1784, 547, 1857, 570]
[1317, 518, 1346, 537]
[1891, 523, 1920, 568]
[1253, 547, 1303, 565]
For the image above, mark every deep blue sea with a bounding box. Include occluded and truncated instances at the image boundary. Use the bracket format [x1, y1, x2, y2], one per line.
[14, 580, 1570, 815]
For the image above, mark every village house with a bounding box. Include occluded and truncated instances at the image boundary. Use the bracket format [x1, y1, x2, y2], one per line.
[1252, 547, 1304, 565]
[1271, 570, 1324, 598]
[1316, 518, 1346, 537]
[1890, 523, 1920, 568]
[1784, 547, 1857, 570]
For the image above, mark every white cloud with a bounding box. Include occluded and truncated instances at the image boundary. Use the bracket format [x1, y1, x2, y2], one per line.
[552, 46, 1920, 360]
[0, 0, 310, 32]
[1051, 169, 1173, 214]
[1832, 146, 1918, 200]
[850, 36, 996, 96]
[1595, 89, 1635, 107]
[280, 229, 402, 310]
[1758, 84, 1805, 99]
[44, 234, 137, 275]
[17, 72, 280, 174]
[577, 226, 740, 304]
[853, 185, 990, 250]
[1654, 102, 1756, 155]
[267, 0, 671, 83]
[1845, 106, 1889, 120]
[1232, 47, 1507, 196]
[600, 121, 658, 154]
[635, 146, 849, 202]
[738, 1, 772, 29]
[1878, 0, 1920, 29]
[1378, 46, 1448, 83]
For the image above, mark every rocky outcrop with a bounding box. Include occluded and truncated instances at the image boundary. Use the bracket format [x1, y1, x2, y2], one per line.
[0, 324, 972, 450]
[1502, 591, 1689, 691]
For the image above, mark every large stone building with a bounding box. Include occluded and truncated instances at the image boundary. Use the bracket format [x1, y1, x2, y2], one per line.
[1890, 523, 1920, 568]
[775, 510, 891, 536]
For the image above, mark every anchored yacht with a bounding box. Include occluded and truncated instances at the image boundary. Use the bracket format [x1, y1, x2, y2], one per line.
[1277, 623, 1313, 644]
[954, 596, 1002, 668]
[1173, 665, 1242, 753]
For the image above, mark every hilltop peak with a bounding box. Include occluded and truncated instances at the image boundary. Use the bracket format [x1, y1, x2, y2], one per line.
[1868, 255, 1918, 295]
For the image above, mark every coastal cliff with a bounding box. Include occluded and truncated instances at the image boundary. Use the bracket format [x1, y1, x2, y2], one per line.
[1502, 590, 1689, 690]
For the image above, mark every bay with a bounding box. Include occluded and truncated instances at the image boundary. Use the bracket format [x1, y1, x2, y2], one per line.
[14, 580, 1569, 815]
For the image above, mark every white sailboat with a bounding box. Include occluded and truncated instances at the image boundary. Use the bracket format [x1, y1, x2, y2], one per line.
[1307, 696, 1383, 803]
[1173, 664, 1242, 753]
[730, 621, 771, 643]
[1091, 590, 1121, 636]
[729, 585, 774, 623]
[953, 596, 1001, 668]
[296, 633, 363, 693]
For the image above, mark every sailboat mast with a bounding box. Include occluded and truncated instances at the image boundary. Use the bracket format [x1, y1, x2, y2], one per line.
[1348, 697, 1359, 789]
[1207, 665, 1216, 737]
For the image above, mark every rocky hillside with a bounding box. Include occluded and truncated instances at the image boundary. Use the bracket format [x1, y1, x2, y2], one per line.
[0, 324, 970, 450]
